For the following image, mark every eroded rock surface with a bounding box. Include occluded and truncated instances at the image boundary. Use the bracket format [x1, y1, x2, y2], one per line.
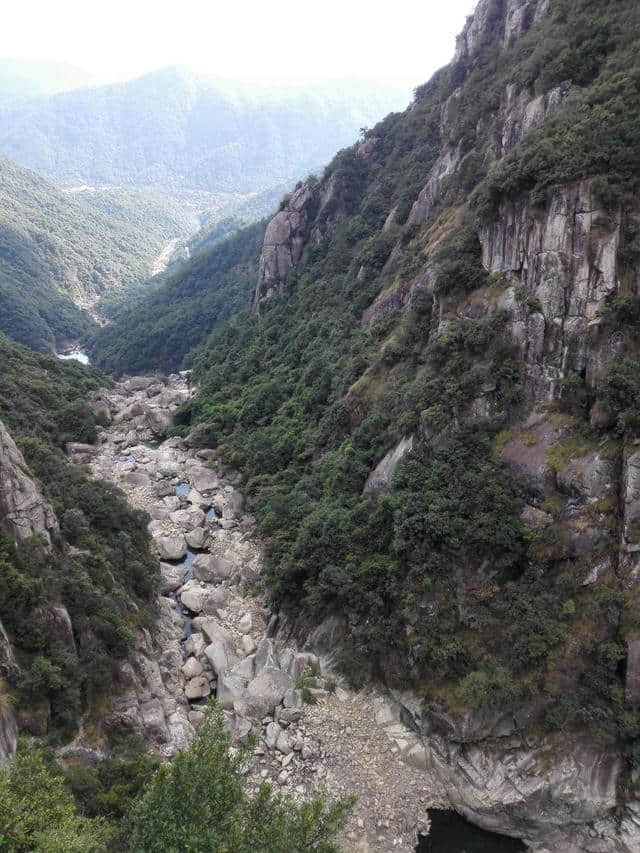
[0, 419, 58, 548]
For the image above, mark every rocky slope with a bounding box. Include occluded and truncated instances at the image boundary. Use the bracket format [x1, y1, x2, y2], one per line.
[79, 374, 446, 850]
[0, 420, 58, 549]
[85, 0, 640, 848]
[241, 0, 640, 849]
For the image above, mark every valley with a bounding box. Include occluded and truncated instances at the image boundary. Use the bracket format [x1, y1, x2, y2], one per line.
[2, 0, 640, 850]
[83, 372, 442, 850]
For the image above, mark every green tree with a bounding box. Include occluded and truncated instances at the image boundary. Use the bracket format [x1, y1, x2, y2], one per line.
[0, 748, 111, 852]
[122, 703, 351, 852]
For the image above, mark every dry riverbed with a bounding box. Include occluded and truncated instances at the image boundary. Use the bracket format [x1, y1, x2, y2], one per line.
[75, 373, 445, 851]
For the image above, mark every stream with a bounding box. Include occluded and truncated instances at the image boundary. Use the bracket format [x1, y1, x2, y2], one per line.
[57, 348, 90, 365]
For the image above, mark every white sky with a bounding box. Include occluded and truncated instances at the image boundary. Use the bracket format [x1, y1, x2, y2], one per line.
[2, 0, 477, 89]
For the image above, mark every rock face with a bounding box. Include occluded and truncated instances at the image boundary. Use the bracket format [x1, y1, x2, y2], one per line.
[0, 419, 59, 548]
[253, 150, 367, 311]
[479, 180, 619, 401]
[454, 0, 547, 62]
[0, 620, 18, 765]
[372, 688, 639, 853]
[253, 184, 315, 310]
[0, 702, 18, 766]
[363, 435, 414, 496]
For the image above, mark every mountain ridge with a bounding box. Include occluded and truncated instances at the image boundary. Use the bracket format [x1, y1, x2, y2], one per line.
[0, 66, 410, 203]
[89, 0, 640, 847]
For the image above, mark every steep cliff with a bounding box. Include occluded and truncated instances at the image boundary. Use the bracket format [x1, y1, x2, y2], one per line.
[100, 0, 640, 847]
[0, 334, 171, 753]
[0, 420, 59, 549]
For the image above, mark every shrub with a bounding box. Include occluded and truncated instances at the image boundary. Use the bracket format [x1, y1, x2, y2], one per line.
[433, 227, 489, 295]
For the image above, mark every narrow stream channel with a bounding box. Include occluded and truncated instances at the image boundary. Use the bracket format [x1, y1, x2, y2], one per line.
[163, 480, 221, 656]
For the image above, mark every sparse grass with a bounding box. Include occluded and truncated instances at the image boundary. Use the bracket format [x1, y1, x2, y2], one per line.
[547, 431, 596, 472]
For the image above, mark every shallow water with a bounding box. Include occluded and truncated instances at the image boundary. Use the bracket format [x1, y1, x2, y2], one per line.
[417, 811, 525, 852]
[175, 482, 190, 497]
[175, 549, 196, 571]
[57, 349, 90, 365]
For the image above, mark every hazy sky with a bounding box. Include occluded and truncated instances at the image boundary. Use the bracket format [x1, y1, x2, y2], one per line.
[2, 0, 477, 88]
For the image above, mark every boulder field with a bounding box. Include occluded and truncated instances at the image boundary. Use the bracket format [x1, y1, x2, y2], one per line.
[83, 372, 440, 852]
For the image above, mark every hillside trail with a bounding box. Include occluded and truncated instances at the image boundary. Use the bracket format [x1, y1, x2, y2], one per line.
[80, 371, 446, 851]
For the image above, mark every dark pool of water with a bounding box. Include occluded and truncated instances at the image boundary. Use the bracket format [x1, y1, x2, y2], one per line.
[417, 811, 526, 852]
[175, 549, 196, 570]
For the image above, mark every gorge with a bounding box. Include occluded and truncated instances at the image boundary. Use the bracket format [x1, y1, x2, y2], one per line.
[2, 0, 640, 850]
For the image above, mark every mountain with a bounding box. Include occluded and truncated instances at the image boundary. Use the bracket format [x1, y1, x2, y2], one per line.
[0, 58, 98, 108]
[0, 154, 192, 351]
[89, 220, 266, 374]
[92, 0, 640, 847]
[0, 332, 158, 745]
[0, 67, 409, 205]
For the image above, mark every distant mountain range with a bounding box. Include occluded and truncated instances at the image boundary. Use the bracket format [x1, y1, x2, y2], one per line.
[0, 66, 410, 205]
[0, 58, 98, 108]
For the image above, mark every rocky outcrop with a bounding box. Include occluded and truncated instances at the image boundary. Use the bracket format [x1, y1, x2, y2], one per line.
[0, 701, 17, 766]
[34, 604, 77, 656]
[253, 184, 316, 310]
[408, 144, 464, 226]
[363, 435, 415, 496]
[0, 419, 59, 549]
[454, 0, 547, 63]
[479, 180, 621, 401]
[0, 622, 18, 765]
[253, 141, 375, 311]
[499, 80, 571, 158]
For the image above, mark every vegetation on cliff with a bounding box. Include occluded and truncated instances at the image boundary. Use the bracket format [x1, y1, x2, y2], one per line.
[100, 0, 640, 762]
[0, 334, 157, 738]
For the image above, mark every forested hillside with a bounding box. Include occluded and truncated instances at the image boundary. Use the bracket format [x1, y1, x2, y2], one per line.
[0, 67, 408, 203]
[92, 0, 640, 825]
[89, 220, 266, 374]
[0, 334, 158, 740]
[0, 155, 191, 351]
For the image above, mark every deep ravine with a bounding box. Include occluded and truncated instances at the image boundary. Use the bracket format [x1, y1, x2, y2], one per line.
[79, 371, 441, 852]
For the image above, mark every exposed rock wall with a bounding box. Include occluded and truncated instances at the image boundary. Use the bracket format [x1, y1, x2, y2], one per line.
[378, 687, 640, 853]
[479, 180, 621, 400]
[455, 0, 548, 62]
[0, 419, 59, 548]
[0, 703, 17, 766]
[253, 141, 373, 311]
